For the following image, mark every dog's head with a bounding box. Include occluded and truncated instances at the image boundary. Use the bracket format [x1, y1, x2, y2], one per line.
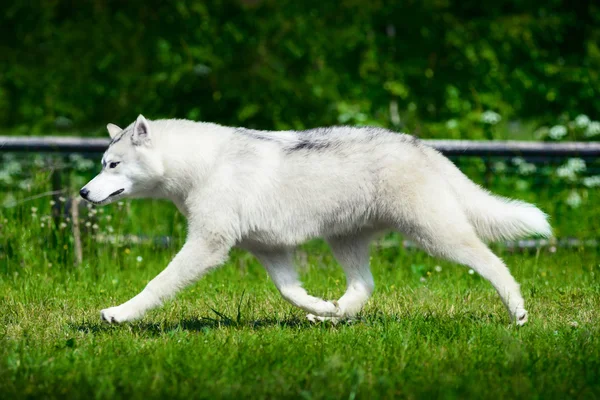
[80, 115, 165, 205]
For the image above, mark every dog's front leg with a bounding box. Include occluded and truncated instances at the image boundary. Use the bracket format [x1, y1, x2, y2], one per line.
[100, 234, 231, 324]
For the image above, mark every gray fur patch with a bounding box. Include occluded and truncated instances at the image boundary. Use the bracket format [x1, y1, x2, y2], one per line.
[287, 139, 331, 152]
[234, 128, 277, 142]
[109, 130, 128, 146]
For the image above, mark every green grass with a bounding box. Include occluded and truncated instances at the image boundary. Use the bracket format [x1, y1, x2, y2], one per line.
[1, 171, 600, 399]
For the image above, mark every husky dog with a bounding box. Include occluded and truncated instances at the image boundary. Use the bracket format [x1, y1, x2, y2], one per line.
[81, 115, 551, 325]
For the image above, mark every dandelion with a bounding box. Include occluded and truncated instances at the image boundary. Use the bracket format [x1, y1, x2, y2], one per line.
[434, 265, 442, 272]
[118, 201, 124, 207]
[48, 263, 52, 268]
[50, 200, 56, 206]
[92, 224, 99, 230]
[125, 248, 131, 254]
[107, 226, 114, 233]
[548, 125, 567, 140]
[569, 321, 579, 328]
[106, 215, 112, 221]
[549, 246, 557, 253]
[468, 269, 475, 275]
[585, 121, 600, 137]
[85, 221, 91, 227]
[136, 256, 143, 263]
[575, 114, 590, 128]
[59, 196, 66, 203]
[59, 222, 68, 229]
[481, 111, 501, 125]
[40, 223, 45, 228]
[419, 276, 426, 283]
[31, 207, 38, 213]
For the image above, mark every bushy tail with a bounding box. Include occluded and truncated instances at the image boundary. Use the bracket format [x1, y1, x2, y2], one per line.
[423, 146, 552, 242]
[460, 188, 552, 242]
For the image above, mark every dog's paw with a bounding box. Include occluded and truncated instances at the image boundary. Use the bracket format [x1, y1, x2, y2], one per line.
[100, 305, 137, 324]
[514, 308, 528, 326]
[306, 313, 341, 324]
[306, 313, 356, 324]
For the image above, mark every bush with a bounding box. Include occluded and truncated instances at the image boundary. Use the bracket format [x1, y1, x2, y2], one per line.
[1, 1, 600, 136]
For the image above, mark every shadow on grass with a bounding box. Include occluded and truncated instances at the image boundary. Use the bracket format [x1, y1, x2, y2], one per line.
[69, 309, 508, 339]
[69, 315, 318, 337]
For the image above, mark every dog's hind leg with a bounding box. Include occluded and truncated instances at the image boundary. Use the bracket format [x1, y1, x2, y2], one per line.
[400, 216, 527, 325]
[255, 250, 343, 318]
[307, 235, 374, 323]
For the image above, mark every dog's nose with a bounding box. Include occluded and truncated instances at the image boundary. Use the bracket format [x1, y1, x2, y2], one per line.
[79, 188, 89, 199]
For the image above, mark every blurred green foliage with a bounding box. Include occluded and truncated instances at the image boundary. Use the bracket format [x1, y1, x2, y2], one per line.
[1, 0, 600, 136]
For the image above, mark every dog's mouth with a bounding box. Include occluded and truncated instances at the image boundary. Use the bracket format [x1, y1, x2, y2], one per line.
[109, 188, 125, 197]
[88, 188, 125, 205]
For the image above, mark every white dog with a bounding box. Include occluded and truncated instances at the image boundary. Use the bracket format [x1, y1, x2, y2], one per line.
[80, 115, 551, 325]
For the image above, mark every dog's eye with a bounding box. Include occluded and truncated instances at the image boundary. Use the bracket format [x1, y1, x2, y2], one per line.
[109, 162, 120, 169]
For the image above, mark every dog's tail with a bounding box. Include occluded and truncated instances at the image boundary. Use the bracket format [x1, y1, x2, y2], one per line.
[423, 146, 552, 242]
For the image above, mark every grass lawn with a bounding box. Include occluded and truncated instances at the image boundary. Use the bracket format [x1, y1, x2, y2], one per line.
[1, 225, 599, 398]
[1, 165, 599, 399]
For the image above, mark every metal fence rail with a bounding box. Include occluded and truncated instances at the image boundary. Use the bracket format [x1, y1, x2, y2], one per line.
[2, 136, 600, 158]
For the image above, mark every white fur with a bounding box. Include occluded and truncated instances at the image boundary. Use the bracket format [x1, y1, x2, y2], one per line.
[81, 115, 552, 326]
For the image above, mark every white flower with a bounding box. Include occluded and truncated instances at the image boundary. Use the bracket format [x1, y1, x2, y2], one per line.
[493, 161, 506, 173]
[446, 119, 458, 129]
[566, 191, 582, 208]
[434, 265, 442, 272]
[136, 256, 143, 263]
[585, 121, 600, 137]
[512, 157, 525, 166]
[59, 222, 68, 229]
[468, 269, 475, 275]
[557, 158, 586, 180]
[549, 125, 567, 140]
[419, 276, 426, 282]
[31, 207, 38, 213]
[59, 196, 66, 203]
[92, 224, 99, 230]
[567, 158, 586, 172]
[518, 162, 536, 175]
[583, 176, 600, 188]
[575, 114, 590, 128]
[481, 111, 501, 125]
[85, 222, 91, 227]
[50, 200, 56, 206]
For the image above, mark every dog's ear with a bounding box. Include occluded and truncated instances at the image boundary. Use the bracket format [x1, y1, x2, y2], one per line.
[131, 114, 150, 146]
[106, 123, 122, 139]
